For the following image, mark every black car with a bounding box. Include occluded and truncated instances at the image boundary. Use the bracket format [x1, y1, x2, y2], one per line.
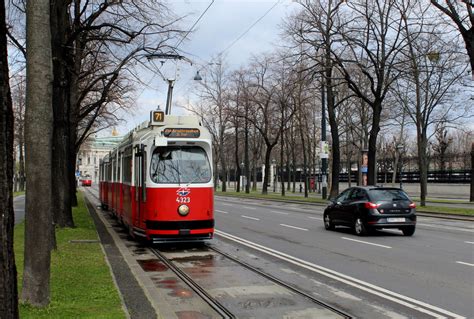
[323, 186, 416, 236]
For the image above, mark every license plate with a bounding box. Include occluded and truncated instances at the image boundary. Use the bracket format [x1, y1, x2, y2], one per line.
[387, 217, 405, 223]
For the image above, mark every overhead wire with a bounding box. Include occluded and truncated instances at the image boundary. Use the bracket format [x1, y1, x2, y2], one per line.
[175, 0, 216, 50]
[218, 0, 283, 56]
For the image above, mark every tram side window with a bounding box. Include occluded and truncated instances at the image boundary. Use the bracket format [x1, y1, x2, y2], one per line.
[150, 146, 211, 184]
[122, 155, 132, 183]
[107, 163, 112, 182]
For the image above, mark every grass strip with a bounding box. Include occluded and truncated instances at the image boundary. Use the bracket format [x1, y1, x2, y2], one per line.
[216, 190, 474, 216]
[412, 198, 471, 204]
[15, 192, 126, 319]
[216, 190, 329, 204]
[13, 191, 25, 197]
[416, 206, 474, 216]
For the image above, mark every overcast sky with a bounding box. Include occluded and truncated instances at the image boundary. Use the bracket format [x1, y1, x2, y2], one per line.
[112, 0, 299, 135]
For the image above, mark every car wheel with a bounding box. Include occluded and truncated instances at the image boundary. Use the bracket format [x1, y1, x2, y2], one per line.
[402, 226, 415, 236]
[324, 213, 335, 230]
[354, 217, 367, 236]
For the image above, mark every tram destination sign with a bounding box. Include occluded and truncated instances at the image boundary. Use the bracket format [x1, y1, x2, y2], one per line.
[164, 128, 200, 138]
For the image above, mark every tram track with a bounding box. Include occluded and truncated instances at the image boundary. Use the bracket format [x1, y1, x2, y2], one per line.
[206, 244, 351, 318]
[150, 243, 351, 319]
[150, 247, 236, 319]
[84, 186, 351, 318]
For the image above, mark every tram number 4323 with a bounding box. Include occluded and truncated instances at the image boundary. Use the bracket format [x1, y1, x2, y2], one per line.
[176, 197, 190, 204]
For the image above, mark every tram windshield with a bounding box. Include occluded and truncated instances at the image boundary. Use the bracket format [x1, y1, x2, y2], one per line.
[150, 146, 211, 184]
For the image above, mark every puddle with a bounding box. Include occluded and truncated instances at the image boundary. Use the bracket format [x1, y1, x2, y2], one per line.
[137, 259, 168, 272]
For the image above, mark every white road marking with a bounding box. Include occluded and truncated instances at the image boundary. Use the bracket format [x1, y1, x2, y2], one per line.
[308, 216, 320, 220]
[417, 223, 474, 233]
[215, 210, 229, 214]
[270, 211, 289, 215]
[280, 224, 308, 231]
[241, 215, 260, 221]
[242, 206, 257, 210]
[456, 261, 474, 267]
[341, 237, 392, 249]
[464, 241, 474, 244]
[215, 230, 464, 319]
[221, 203, 234, 206]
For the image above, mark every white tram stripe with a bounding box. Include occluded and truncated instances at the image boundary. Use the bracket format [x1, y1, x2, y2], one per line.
[215, 230, 464, 319]
[241, 215, 260, 221]
[280, 224, 308, 231]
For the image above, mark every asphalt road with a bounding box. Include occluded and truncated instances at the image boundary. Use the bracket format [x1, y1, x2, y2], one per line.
[214, 195, 474, 318]
[13, 191, 473, 317]
[13, 195, 25, 225]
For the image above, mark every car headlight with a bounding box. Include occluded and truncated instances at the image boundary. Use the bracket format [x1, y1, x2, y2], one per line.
[178, 204, 190, 216]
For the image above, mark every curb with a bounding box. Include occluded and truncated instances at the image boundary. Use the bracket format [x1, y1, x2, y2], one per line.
[84, 195, 160, 319]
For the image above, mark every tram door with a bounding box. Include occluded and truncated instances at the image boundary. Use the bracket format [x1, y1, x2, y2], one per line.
[134, 145, 147, 227]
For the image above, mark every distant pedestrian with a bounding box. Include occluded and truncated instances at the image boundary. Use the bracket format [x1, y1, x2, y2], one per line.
[299, 184, 303, 193]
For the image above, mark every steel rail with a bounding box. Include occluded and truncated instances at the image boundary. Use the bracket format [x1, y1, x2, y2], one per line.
[207, 245, 352, 319]
[150, 248, 235, 319]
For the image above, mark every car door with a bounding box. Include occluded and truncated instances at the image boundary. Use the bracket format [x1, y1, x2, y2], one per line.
[343, 188, 368, 224]
[332, 188, 353, 224]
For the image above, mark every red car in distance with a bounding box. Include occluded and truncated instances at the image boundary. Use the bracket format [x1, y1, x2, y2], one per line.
[81, 176, 92, 187]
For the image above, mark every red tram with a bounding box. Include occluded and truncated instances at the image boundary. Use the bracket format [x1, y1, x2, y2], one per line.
[99, 111, 214, 243]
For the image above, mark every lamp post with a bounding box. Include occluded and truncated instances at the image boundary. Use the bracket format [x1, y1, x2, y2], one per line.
[397, 144, 404, 189]
[320, 74, 328, 199]
[239, 162, 244, 192]
[272, 159, 277, 193]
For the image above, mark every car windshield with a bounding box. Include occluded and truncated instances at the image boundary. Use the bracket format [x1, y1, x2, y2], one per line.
[150, 146, 211, 184]
[369, 189, 410, 202]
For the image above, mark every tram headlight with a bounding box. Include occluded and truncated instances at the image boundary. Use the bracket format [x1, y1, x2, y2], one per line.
[178, 204, 190, 216]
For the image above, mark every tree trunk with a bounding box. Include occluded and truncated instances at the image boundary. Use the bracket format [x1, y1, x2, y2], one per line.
[327, 83, 339, 199]
[0, 0, 19, 315]
[280, 126, 285, 196]
[417, 133, 429, 206]
[21, 0, 53, 306]
[262, 146, 274, 195]
[461, 28, 474, 79]
[18, 138, 25, 191]
[51, 0, 74, 228]
[470, 142, 473, 202]
[234, 123, 240, 192]
[244, 106, 250, 193]
[299, 123, 308, 198]
[367, 101, 382, 185]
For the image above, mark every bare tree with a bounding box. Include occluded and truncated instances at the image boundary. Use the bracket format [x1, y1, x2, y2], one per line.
[21, 0, 53, 306]
[328, 0, 411, 185]
[0, 0, 18, 316]
[396, 3, 470, 205]
[430, 0, 474, 77]
[12, 76, 25, 192]
[194, 58, 231, 191]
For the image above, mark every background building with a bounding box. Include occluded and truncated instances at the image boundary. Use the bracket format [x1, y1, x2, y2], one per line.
[77, 131, 122, 183]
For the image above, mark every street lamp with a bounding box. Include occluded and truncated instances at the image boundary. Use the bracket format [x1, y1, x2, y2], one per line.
[272, 159, 277, 193]
[397, 144, 404, 189]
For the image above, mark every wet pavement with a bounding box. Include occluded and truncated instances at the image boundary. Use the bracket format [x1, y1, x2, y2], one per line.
[84, 188, 345, 319]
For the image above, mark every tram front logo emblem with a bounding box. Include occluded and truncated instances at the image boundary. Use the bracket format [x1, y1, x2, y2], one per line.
[177, 187, 191, 197]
